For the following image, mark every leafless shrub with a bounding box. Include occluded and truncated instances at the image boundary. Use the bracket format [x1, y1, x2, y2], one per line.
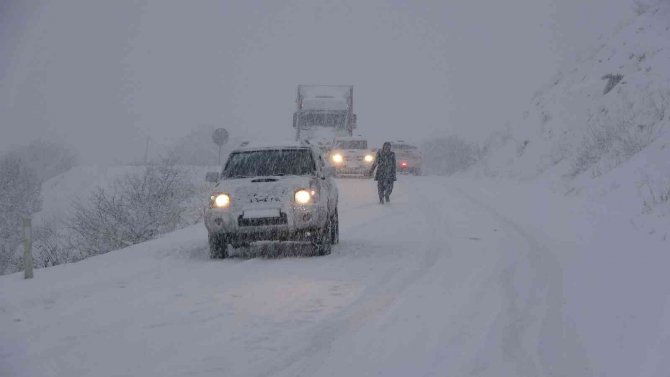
[633, 0, 653, 16]
[641, 174, 670, 215]
[571, 90, 668, 177]
[573, 118, 657, 177]
[32, 217, 83, 268]
[602, 74, 624, 95]
[421, 135, 481, 176]
[69, 163, 195, 256]
[0, 155, 41, 275]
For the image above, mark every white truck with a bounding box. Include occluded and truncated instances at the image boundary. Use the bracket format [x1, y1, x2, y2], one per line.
[293, 85, 357, 152]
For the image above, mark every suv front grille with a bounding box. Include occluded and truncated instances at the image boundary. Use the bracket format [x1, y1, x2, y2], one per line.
[238, 212, 288, 227]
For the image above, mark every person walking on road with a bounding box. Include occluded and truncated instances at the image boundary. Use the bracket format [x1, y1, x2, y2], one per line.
[369, 142, 397, 204]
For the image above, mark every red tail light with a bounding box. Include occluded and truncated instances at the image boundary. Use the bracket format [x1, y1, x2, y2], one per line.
[400, 161, 408, 167]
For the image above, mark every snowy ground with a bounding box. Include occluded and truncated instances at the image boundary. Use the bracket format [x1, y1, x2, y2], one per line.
[1, 176, 669, 377]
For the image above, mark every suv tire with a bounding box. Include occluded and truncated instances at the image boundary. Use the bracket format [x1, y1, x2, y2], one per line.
[209, 233, 230, 259]
[315, 217, 332, 256]
[330, 208, 339, 245]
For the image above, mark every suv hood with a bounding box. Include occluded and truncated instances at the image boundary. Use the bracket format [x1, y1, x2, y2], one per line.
[337, 149, 373, 158]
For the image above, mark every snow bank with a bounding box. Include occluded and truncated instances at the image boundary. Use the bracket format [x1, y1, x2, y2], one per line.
[450, 177, 670, 377]
[468, 1, 670, 236]
[474, 1, 669, 179]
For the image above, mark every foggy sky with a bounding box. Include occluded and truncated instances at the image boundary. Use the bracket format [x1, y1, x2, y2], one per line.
[1, 0, 634, 163]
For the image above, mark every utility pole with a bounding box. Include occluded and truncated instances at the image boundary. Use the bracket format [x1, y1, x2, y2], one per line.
[144, 136, 150, 165]
[23, 218, 33, 279]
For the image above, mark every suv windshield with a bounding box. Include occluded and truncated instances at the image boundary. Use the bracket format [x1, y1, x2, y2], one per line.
[336, 140, 367, 149]
[223, 149, 316, 178]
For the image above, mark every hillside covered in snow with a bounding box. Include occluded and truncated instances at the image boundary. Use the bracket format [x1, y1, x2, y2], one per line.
[467, 1, 670, 239]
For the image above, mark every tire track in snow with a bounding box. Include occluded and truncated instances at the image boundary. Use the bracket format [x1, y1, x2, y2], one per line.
[257, 180, 447, 377]
[452, 186, 592, 377]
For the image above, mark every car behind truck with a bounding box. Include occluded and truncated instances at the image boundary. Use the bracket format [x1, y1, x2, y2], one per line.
[392, 141, 423, 176]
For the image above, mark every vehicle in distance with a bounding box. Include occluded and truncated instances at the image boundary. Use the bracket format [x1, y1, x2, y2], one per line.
[328, 137, 375, 178]
[391, 141, 422, 176]
[204, 142, 339, 258]
[293, 85, 357, 152]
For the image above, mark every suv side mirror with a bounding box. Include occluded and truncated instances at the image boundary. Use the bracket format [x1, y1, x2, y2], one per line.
[205, 172, 220, 183]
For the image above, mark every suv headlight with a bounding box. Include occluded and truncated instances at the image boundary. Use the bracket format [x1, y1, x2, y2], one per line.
[331, 153, 344, 164]
[294, 189, 312, 204]
[364, 154, 374, 162]
[211, 193, 231, 208]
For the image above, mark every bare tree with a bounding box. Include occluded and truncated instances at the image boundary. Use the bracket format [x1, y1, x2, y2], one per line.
[422, 135, 481, 176]
[69, 163, 195, 256]
[0, 155, 41, 274]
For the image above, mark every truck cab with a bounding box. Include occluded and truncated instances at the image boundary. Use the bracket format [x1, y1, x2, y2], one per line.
[293, 85, 357, 152]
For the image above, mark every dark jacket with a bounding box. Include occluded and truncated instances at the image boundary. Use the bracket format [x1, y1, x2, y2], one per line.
[370, 150, 396, 181]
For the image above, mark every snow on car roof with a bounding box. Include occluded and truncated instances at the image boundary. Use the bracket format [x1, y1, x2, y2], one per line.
[334, 136, 368, 142]
[301, 97, 349, 111]
[391, 142, 418, 148]
[232, 141, 314, 152]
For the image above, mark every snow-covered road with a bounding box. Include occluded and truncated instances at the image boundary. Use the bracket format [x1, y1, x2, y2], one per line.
[1, 177, 594, 376]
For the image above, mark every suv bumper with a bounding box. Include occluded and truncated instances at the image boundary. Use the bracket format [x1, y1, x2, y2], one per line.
[204, 205, 326, 245]
[335, 167, 370, 178]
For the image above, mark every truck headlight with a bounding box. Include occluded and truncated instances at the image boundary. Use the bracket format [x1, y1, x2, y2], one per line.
[294, 189, 312, 204]
[364, 154, 374, 162]
[331, 153, 344, 164]
[211, 193, 231, 208]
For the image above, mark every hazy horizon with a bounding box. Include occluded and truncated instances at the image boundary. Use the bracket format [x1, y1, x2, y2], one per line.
[1, 0, 634, 163]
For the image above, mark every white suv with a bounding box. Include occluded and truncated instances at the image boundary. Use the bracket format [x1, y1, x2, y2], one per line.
[204, 142, 339, 258]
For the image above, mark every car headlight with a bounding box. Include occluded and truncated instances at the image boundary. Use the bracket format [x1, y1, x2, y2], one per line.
[211, 193, 231, 208]
[294, 189, 312, 204]
[331, 153, 344, 164]
[364, 154, 374, 162]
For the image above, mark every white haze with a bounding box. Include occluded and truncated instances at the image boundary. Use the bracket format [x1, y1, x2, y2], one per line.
[1, 0, 634, 163]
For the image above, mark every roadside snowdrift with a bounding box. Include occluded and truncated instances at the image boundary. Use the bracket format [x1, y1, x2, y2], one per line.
[476, 2, 669, 182]
[470, 1, 670, 238]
